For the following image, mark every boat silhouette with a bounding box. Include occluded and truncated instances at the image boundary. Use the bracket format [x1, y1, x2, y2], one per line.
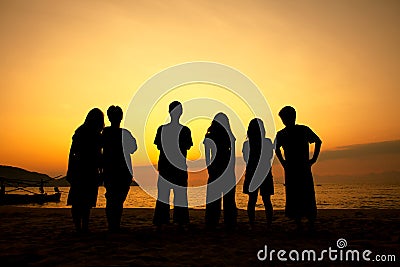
[0, 177, 61, 205]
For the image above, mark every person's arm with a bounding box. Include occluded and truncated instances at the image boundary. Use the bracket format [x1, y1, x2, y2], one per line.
[310, 138, 322, 165]
[242, 141, 249, 164]
[66, 134, 79, 184]
[123, 130, 137, 154]
[98, 133, 104, 186]
[265, 138, 274, 167]
[204, 139, 213, 167]
[154, 126, 162, 150]
[275, 145, 286, 169]
[274, 134, 287, 169]
[131, 136, 138, 154]
[230, 139, 236, 167]
[185, 127, 193, 150]
[307, 127, 322, 165]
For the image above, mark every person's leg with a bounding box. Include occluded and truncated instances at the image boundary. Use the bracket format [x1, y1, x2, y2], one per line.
[205, 181, 222, 228]
[110, 197, 123, 232]
[205, 197, 221, 228]
[153, 176, 171, 227]
[115, 187, 129, 230]
[81, 206, 91, 232]
[261, 194, 273, 228]
[107, 189, 127, 232]
[173, 183, 189, 226]
[307, 211, 316, 232]
[285, 181, 303, 231]
[105, 191, 117, 231]
[295, 217, 303, 231]
[307, 187, 317, 232]
[223, 187, 237, 228]
[308, 217, 315, 232]
[113, 199, 123, 231]
[71, 205, 82, 232]
[247, 191, 258, 226]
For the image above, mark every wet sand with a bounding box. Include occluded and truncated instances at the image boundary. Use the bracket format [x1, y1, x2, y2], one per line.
[0, 207, 399, 266]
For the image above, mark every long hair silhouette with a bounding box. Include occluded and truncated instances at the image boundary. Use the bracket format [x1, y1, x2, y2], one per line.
[247, 118, 265, 142]
[83, 108, 104, 133]
[206, 112, 235, 140]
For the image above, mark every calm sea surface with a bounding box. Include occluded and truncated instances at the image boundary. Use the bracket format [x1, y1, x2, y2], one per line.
[8, 183, 400, 209]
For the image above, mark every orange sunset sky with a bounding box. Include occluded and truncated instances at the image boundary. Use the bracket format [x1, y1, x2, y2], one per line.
[0, 0, 399, 179]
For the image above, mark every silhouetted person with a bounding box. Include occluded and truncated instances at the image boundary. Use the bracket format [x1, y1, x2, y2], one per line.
[275, 106, 322, 231]
[204, 113, 237, 229]
[0, 179, 4, 204]
[153, 101, 193, 230]
[0, 179, 5, 196]
[39, 179, 45, 194]
[242, 118, 274, 229]
[102, 105, 137, 232]
[66, 108, 104, 233]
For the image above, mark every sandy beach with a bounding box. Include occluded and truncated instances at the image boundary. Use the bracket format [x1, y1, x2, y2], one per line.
[0, 207, 399, 266]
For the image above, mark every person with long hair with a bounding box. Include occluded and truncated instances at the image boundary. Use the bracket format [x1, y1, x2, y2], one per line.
[204, 112, 237, 229]
[242, 118, 274, 229]
[66, 108, 104, 233]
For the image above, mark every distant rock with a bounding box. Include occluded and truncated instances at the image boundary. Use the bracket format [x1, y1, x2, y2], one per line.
[0, 165, 140, 187]
[0, 165, 52, 186]
[46, 176, 70, 187]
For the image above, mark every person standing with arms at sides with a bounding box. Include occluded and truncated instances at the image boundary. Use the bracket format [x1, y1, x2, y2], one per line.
[242, 118, 274, 229]
[102, 106, 137, 233]
[66, 108, 104, 233]
[204, 113, 237, 230]
[153, 101, 193, 230]
[275, 106, 322, 231]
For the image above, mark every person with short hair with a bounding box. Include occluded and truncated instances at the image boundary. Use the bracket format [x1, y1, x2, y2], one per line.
[153, 101, 193, 230]
[102, 105, 137, 232]
[275, 106, 322, 231]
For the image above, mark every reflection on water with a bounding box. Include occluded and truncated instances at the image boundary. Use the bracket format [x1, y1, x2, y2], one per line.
[7, 183, 400, 209]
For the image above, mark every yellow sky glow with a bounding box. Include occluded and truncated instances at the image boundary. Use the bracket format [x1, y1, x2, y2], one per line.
[0, 0, 399, 176]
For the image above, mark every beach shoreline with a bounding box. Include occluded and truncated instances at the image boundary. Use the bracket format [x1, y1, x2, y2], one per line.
[0, 207, 399, 266]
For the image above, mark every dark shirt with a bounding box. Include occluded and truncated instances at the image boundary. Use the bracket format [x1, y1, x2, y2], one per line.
[102, 127, 137, 182]
[204, 128, 233, 179]
[276, 125, 320, 164]
[67, 125, 102, 183]
[242, 137, 273, 177]
[154, 124, 192, 177]
[66, 125, 102, 206]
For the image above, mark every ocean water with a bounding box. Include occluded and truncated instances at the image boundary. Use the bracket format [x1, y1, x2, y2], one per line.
[7, 183, 400, 209]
